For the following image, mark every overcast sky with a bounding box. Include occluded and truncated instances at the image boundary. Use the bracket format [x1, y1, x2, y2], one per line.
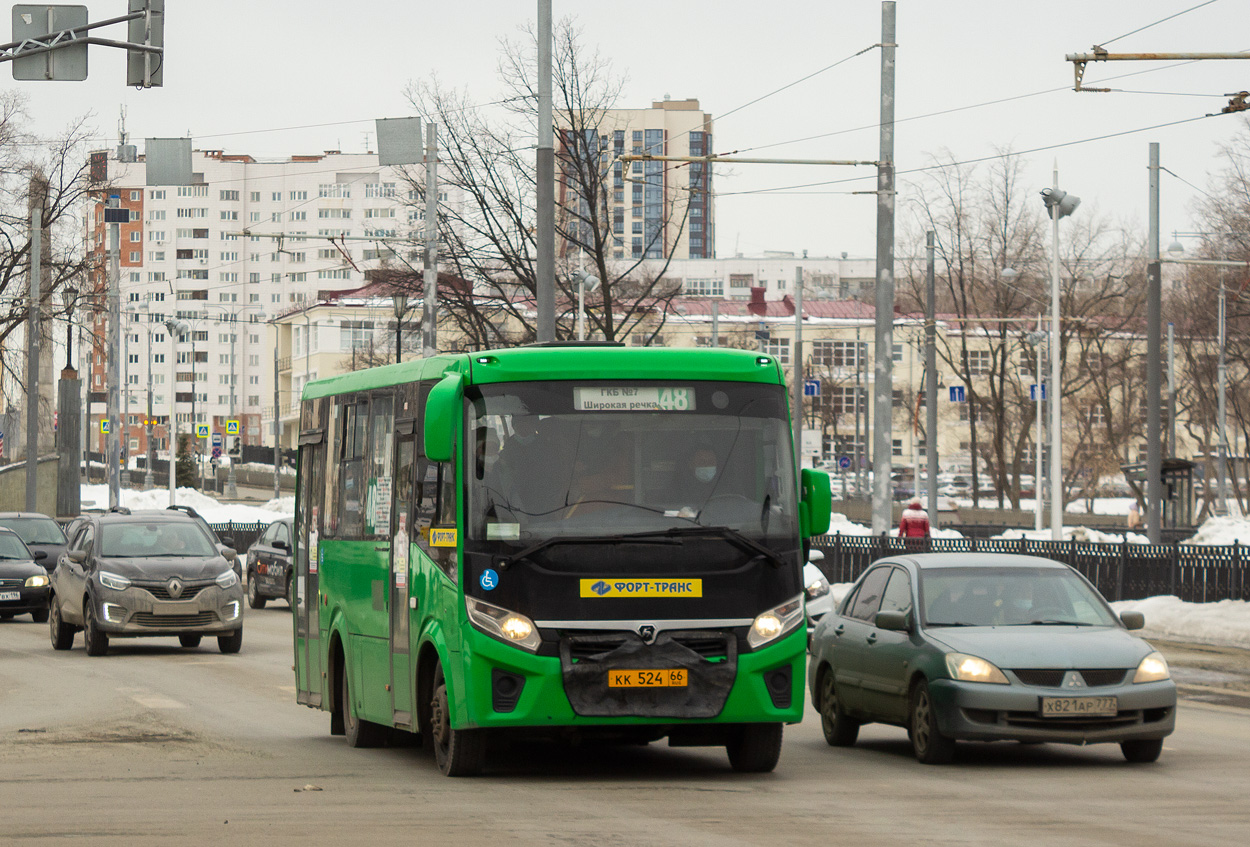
[11, 1, 1248, 262]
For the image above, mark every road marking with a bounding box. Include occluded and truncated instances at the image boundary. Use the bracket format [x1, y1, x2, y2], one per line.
[277, 685, 296, 693]
[130, 694, 186, 709]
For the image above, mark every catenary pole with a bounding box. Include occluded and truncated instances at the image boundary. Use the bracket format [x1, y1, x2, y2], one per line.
[871, 1, 896, 534]
[535, 0, 555, 342]
[925, 232, 938, 528]
[25, 205, 40, 510]
[793, 265, 804, 469]
[107, 197, 122, 510]
[423, 122, 438, 357]
[1146, 143, 1163, 543]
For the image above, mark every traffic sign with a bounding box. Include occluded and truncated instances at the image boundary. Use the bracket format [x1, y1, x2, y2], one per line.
[803, 379, 821, 397]
[1030, 383, 1047, 401]
[211, 431, 224, 448]
[100, 419, 110, 434]
[226, 419, 240, 435]
[838, 455, 852, 470]
[949, 386, 966, 403]
[211, 445, 222, 459]
[196, 424, 210, 439]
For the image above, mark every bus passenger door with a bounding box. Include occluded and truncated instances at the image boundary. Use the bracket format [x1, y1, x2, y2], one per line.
[390, 428, 416, 726]
[295, 437, 325, 707]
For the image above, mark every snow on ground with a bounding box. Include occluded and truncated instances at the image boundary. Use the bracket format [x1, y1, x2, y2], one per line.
[992, 526, 1151, 544]
[1182, 515, 1250, 546]
[1111, 596, 1250, 649]
[825, 510, 965, 539]
[80, 485, 293, 524]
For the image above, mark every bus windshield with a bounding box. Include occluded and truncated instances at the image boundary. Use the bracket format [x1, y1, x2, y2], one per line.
[466, 381, 798, 545]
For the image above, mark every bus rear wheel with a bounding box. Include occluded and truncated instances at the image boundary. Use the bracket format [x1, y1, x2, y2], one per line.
[726, 723, 783, 773]
[341, 664, 386, 748]
[430, 663, 485, 776]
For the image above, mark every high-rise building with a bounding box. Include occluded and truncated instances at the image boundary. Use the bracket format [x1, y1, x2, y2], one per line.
[83, 147, 447, 466]
[559, 97, 713, 262]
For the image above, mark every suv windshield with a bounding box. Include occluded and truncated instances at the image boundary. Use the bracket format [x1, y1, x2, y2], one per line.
[920, 566, 1120, 627]
[466, 380, 798, 546]
[0, 516, 66, 545]
[100, 522, 219, 558]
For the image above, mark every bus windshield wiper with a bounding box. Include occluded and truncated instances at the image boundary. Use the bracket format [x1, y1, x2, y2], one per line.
[502, 533, 681, 568]
[618, 526, 789, 569]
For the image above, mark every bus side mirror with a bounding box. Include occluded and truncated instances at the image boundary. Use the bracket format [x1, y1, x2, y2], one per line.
[424, 372, 464, 463]
[800, 468, 832, 538]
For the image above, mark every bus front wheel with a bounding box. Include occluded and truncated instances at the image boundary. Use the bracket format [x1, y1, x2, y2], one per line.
[430, 663, 485, 776]
[726, 723, 783, 773]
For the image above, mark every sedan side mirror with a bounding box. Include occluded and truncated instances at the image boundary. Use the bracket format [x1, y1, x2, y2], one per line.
[218, 545, 238, 562]
[219, 536, 236, 549]
[33, 550, 48, 561]
[1120, 611, 1145, 631]
[875, 609, 911, 632]
[273, 539, 290, 552]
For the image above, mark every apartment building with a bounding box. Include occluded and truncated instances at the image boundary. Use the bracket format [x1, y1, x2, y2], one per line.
[83, 147, 451, 464]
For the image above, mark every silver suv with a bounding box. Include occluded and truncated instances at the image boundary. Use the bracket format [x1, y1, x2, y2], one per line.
[50, 511, 245, 656]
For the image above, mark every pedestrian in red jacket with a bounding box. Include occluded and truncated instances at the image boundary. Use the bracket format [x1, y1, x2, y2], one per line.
[898, 500, 931, 538]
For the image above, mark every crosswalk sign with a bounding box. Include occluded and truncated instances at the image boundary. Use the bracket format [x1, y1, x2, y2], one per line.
[226, 420, 240, 435]
[196, 424, 210, 439]
[100, 419, 111, 434]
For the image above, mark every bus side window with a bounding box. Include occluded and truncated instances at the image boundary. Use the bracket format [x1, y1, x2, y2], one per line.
[339, 398, 370, 538]
[324, 402, 344, 537]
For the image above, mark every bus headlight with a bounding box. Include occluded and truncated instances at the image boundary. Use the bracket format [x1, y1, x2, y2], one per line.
[466, 596, 541, 653]
[748, 595, 804, 649]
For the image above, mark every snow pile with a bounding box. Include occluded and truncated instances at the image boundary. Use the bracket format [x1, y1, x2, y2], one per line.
[1110, 596, 1250, 649]
[80, 485, 292, 524]
[826, 511, 874, 536]
[1182, 516, 1250, 546]
[992, 526, 1149, 544]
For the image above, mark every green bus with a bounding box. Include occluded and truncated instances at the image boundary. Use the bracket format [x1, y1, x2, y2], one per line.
[292, 344, 831, 775]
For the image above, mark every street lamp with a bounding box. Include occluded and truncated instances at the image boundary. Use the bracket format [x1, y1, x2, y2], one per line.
[392, 291, 409, 364]
[1040, 172, 1080, 540]
[577, 270, 600, 341]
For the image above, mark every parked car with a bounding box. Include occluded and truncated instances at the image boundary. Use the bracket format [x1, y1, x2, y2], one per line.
[0, 512, 68, 571]
[808, 553, 1176, 764]
[49, 510, 244, 656]
[804, 549, 832, 632]
[245, 518, 293, 608]
[0, 528, 51, 622]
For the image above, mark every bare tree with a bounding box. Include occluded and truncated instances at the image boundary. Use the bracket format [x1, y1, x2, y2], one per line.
[400, 18, 686, 349]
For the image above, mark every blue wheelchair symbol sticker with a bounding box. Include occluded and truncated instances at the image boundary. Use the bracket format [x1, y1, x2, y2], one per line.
[480, 569, 499, 591]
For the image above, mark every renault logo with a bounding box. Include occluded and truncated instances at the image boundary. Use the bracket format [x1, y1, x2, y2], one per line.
[168, 577, 183, 599]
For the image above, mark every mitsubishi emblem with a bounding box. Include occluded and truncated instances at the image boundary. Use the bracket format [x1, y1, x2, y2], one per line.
[168, 577, 184, 599]
[1063, 671, 1085, 689]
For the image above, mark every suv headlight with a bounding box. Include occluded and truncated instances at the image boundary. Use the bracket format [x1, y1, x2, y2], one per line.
[25, 574, 50, 588]
[466, 596, 541, 652]
[216, 570, 240, 589]
[98, 571, 131, 591]
[945, 652, 1009, 684]
[748, 594, 804, 649]
[1133, 651, 1170, 683]
[805, 574, 831, 599]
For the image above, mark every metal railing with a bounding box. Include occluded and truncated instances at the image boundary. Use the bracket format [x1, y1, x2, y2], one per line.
[810, 533, 1250, 604]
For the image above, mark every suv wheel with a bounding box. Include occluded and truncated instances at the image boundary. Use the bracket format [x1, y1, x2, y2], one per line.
[49, 597, 75, 650]
[179, 634, 202, 648]
[218, 628, 243, 654]
[84, 599, 109, 657]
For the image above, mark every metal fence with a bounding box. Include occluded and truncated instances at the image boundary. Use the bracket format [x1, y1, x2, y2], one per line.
[810, 533, 1250, 604]
[209, 522, 267, 555]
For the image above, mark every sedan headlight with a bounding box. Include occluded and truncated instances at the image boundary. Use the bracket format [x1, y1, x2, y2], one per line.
[805, 574, 831, 599]
[748, 594, 805, 649]
[25, 574, 50, 588]
[1133, 651, 1171, 683]
[216, 570, 240, 589]
[945, 652, 1009, 684]
[466, 596, 541, 652]
[98, 571, 131, 591]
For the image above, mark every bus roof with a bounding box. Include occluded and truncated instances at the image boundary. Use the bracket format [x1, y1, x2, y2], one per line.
[302, 346, 784, 401]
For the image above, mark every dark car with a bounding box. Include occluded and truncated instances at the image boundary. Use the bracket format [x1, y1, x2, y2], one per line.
[808, 553, 1176, 764]
[49, 511, 245, 656]
[0, 528, 51, 622]
[0, 512, 68, 571]
[244, 518, 293, 609]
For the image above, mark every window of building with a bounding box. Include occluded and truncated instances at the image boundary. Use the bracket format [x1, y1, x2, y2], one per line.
[683, 278, 723, 297]
[762, 338, 790, 364]
[967, 349, 992, 376]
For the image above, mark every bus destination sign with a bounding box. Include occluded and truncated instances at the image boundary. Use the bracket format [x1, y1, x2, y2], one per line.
[573, 387, 695, 412]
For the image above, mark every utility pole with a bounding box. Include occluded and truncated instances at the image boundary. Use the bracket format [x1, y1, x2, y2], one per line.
[25, 203, 40, 511]
[535, 0, 555, 342]
[871, 0, 897, 534]
[225, 313, 238, 498]
[1146, 143, 1163, 543]
[792, 266, 804, 469]
[106, 195, 123, 509]
[925, 231, 938, 529]
[423, 122, 439, 357]
[273, 344, 281, 501]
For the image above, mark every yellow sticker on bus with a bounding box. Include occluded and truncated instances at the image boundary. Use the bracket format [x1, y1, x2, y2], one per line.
[580, 579, 702, 598]
[429, 528, 458, 548]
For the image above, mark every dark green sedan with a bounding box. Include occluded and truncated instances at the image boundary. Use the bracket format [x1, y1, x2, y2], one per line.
[807, 553, 1176, 764]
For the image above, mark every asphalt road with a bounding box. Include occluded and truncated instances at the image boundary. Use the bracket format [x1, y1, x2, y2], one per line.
[2, 608, 1249, 846]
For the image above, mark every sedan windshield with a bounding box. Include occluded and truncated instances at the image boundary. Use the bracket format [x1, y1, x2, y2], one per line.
[0, 533, 31, 559]
[0, 517, 66, 545]
[100, 523, 219, 558]
[920, 566, 1120, 627]
[466, 381, 798, 545]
